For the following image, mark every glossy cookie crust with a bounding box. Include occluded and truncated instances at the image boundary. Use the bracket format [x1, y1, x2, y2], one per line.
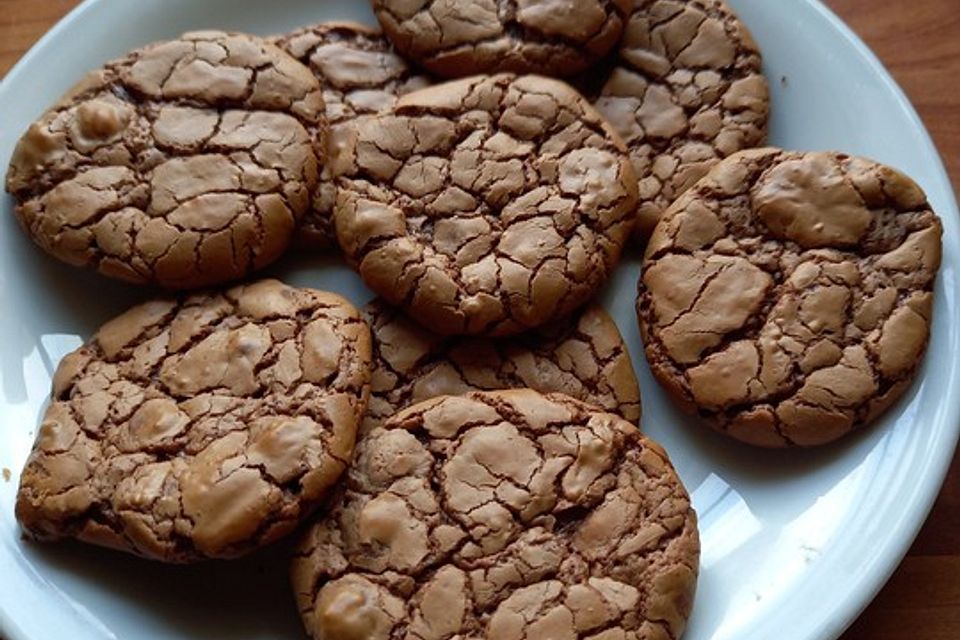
[15, 280, 371, 562]
[591, 0, 769, 243]
[275, 22, 431, 248]
[373, 0, 631, 78]
[638, 148, 942, 447]
[363, 299, 641, 433]
[292, 389, 699, 640]
[334, 73, 638, 337]
[5, 31, 324, 289]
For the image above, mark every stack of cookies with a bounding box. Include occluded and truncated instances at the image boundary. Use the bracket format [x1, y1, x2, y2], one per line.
[4, 2, 943, 639]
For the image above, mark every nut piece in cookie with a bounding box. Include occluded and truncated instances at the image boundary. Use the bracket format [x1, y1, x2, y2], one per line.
[373, 0, 632, 78]
[638, 148, 942, 447]
[334, 73, 638, 337]
[15, 279, 371, 562]
[292, 389, 699, 640]
[364, 298, 641, 433]
[589, 0, 770, 243]
[5, 31, 325, 289]
[275, 22, 432, 248]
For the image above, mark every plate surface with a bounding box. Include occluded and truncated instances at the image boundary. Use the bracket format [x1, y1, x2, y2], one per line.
[0, 1, 957, 639]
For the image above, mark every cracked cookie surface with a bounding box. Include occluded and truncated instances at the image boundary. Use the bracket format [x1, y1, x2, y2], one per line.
[292, 389, 699, 640]
[364, 299, 641, 433]
[5, 31, 324, 289]
[275, 22, 432, 248]
[15, 279, 371, 562]
[589, 0, 769, 243]
[638, 148, 942, 447]
[373, 0, 631, 78]
[334, 73, 638, 337]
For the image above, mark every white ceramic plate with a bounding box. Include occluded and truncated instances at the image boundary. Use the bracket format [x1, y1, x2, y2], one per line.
[0, 1, 957, 639]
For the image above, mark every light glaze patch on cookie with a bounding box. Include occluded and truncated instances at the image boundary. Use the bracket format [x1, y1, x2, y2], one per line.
[364, 299, 641, 432]
[590, 0, 769, 243]
[5, 31, 324, 289]
[275, 22, 432, 248]
[292, 390, 699, 640]
[638, 148, 942, 447]
[373, 0, 631, 78]
[15, 280, 371, 562]
[334, 74, 638, 337]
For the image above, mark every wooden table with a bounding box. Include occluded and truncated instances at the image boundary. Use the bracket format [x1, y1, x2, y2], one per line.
[1, 1, 957, 638]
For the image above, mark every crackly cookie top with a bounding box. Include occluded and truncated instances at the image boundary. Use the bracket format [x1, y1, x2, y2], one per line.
[5, 31, 324, 289]
[364, 299, 641, 433]
[638, 149, 942, 447]
[373, 0, 631, 78]
[15, 279, 371, 562]
[292, 390, 699, 640]
[590, 0, 769, 242]
[275, 22, 432, 248]
[333, 74, 638, 337]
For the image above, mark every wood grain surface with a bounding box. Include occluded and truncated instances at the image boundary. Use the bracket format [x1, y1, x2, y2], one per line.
[0, 1, 957, 638]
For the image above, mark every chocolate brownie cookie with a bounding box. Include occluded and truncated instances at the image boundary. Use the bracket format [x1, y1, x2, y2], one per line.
[364, 299, 641, 432]
[591, 0, 769, 242]
[15, 279, 371, 562]
[275, 22, 431, 247]
[334, 74, 638, 336]
[638, 149, 942, 447]
[292, 390, 699, 640]
[5, 31, 324, 289]
[373, 0, 631, 78]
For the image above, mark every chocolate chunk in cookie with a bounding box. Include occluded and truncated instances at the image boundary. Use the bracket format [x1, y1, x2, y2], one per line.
[590, 0, 769, 243]
[638, 149, 942, 447]
[334, 74, 638, 336]
[6, 31, 324, 289]
[15, 279, 371, 562]
[373, 0, 631, 78]
[275, 22, 432, 248]
[364, 299, 641, 433]
[292, 389, 699, 640]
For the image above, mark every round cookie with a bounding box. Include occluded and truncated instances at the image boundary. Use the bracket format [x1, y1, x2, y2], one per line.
[292, 389, 699, 640]
[15, 279, 371, 562]
[590, 0, 769, 242]
[364, 299, 641, 432]
[372, 0, 631, 78]
[638, 149, 942, 447]
[5, 31, 324, 289]
[333, 73, 638, 337]
[275, 22, 432, 247]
